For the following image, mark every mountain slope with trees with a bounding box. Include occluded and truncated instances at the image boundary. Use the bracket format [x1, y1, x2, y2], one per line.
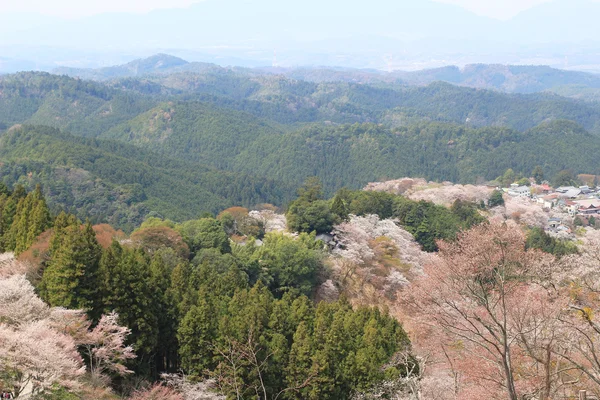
[0, 125, 291, 230]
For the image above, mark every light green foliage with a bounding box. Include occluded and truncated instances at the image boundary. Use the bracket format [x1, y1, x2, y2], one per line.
[251, 232, 323, 296]
[140, 216, 176, 229]
[176, 217, 231, 255]
[516, 177, 530, 186]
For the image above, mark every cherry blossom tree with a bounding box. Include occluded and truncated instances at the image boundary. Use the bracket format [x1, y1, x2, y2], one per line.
[0, 273, 136, 396]
[330, 215, 428, 302]
[161, 373, 225, 400]
[553, 232, 600, 393]
[407, 221, 559, 400]
[0, 274, 49, 325]
[129, 384, 184, 400]
[82, 312, 136, 379]
[0, 320, 85, 397]
[248, 210, 287, 233]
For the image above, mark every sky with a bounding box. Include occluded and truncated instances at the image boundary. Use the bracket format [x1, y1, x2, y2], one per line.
[0, 0, 558, 20]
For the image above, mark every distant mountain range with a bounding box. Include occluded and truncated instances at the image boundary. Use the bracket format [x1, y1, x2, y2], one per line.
[1, 0, 600, 71]
[2, 63, 600, 226]
[51, 54, 600, 100]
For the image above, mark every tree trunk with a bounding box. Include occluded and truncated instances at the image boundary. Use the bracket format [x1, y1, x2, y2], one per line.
[503, 348, 519, 400]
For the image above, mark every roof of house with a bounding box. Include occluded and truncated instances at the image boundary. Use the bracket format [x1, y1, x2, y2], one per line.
[543, 194, 559, 200]
[563, 189, 582, 198]
[508, 186, 530, 193]
[575, 199, 600, 208]
[556, 186, 577, 193]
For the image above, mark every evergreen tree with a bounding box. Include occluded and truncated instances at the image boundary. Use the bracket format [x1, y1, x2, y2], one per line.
[331, 193, 349, 221]
[285, 322, 315, 399]
[6, 185, 52, 254]
[177, 289, 218, 376]
[40, 221, 102, 317]
[532, 165, 545, 184]
[99, 242, 159, 372]
[488, 190, 505, 208]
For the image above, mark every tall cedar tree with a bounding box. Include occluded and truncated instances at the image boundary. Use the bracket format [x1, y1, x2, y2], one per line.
[99, 241, 159, 373]
[5, 185, 51, 254]
[40, 219, 102, 319]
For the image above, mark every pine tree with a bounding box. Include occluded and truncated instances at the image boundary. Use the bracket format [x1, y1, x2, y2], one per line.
[100, 242, 159, 371]
[40, 222, 102, 316]
[49, 212, 80, 254]
[177, 289, 218, 376]
[6, 186, 52, 254]
[532, 165, 545, 185]
[285, 322, 315, 399]
[331, 190, 350, 221]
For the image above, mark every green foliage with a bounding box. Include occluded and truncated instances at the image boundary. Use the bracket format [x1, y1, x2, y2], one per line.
[392, 196, 485, 251]
[40, 219, 102, 318]
[488, 190, 505, 208]
[525, 227, 579, 257]
[589, 216, 597, 228]
[553, 169, 579, 188]
[250, 232, 324, 297]
[500, 169, 517, 187]
[287, 178, 338, 234]
[3, 185, 52, 254]
[0, 125, 289, 230]
[98, 242, 160, 371]
[516, 177, 530, 186]
[287, 200, 338, 235]
[176, 218, 231, 256]
[532, 165, 544, 184]
[175, 281, 409, 399]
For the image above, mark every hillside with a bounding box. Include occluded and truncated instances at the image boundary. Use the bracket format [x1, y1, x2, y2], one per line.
[231, 120, 600, 190]
[53, 54, 221, 81]
[0, 125, 291, 230]
[1, 71, 600, 222]
[55, 54, 600, 100]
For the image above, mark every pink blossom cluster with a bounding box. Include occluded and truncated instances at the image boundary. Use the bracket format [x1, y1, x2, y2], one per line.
[491, 196, 549, 227]
[248, 210, 287, 233]
[0, 258, 136, 397]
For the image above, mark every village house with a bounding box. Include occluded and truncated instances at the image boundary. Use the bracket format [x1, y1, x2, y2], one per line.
[537, 193, 558, 209]
[507, 184, 531, 197]
[574, 199, 600, 216]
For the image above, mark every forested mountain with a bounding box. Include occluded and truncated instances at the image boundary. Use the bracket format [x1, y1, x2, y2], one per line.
[2, 68, 600, 225]
[55, 54, 600, 101]
[53, 54, 221, 81]
[0, 125, 290, 230]
[282, 64, 600, 96]
[6, 69, 600, 133]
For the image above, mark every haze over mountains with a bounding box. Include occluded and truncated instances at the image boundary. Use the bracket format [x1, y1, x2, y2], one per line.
[53, 54, 600, 98]
[2, 0, 600, 72]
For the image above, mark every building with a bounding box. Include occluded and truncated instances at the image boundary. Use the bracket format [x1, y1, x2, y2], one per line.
[574, 199, 600, 215]
[508, 184, 531, 197]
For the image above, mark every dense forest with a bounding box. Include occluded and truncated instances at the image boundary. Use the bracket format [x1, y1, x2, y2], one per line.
[0, 183, 418, 399]
[1, 65, 600, 226]
[4, 58, 600, 398]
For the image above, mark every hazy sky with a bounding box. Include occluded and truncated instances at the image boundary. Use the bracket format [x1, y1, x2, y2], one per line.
[434, 0, 551, 19]
[0, 0, 572, 20]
